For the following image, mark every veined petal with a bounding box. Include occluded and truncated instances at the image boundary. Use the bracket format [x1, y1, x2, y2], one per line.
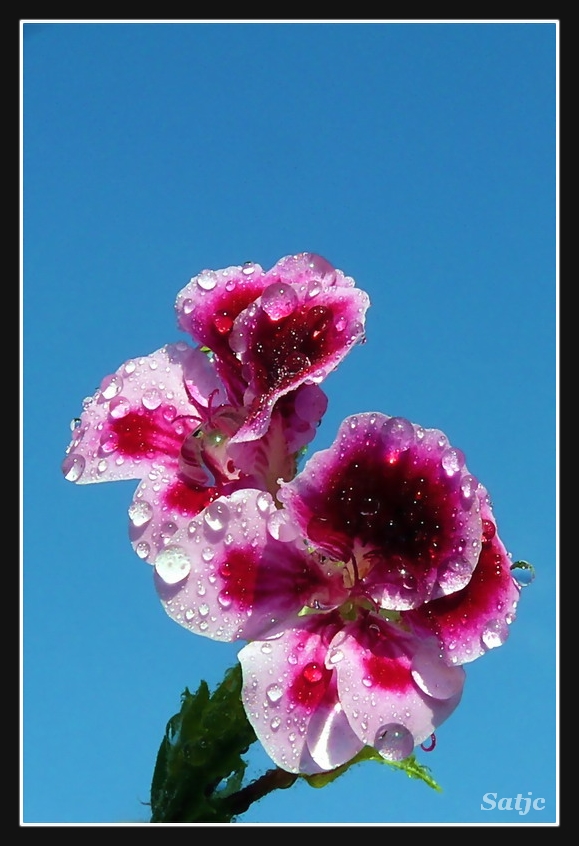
[404, 495, 521, 665]
[153, 489, 333, 642]
[279, 413, 483, 610]
[335, 615, 465, 760]
[175, 262, 268, 397]
[230, 255, 370, 443]
[239, 613, 362, 774]
[61, 343, 210, 485]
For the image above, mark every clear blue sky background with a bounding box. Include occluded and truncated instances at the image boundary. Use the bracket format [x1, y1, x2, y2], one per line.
[22, 21, 557, 825]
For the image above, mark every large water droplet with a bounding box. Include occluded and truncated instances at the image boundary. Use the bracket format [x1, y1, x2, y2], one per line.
[270, 716, 282, 731]
[374, 724, 414, 761]
[109, 395, 130, 419]
[256, 491, 272, 514]
[266, 683, 284, 703]
[382, 417, 415, 455]
[481, 618, 509, 649]
[62, 453, 85, 482]
[302, 662, 324, 684]
[510, 560, 535, 587]
[196, 272, 217, 291]
[441, 447, 465, 476]
[260, 281, 299, 321]
[128, 499, 153, 527]
[267, 510, 299, 542]
[142, 389, 162, 410]
[155, 546, 191, 585]
[438, 555, 473, 594]
[99, 430, 119, 455]
[135, 541, 150, 560]
[204, 501, 230, 532]
[100, 373, 123, 400]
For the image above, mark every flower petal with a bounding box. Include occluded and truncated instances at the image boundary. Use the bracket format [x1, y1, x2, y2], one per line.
[279, 413, 483, 610]
[175, 262, 269, 398]
[404, 494, 521, 664]
[239, 613, 362, 774]
[335, 615, 465, 759]
[153, 489, 331, 642]
[61, 343, 208, 485]
[230, 254, 369, 442]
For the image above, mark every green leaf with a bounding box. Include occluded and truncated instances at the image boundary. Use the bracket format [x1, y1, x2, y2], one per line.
[149, 663, 257, 823]
[303, 747, 441, 792]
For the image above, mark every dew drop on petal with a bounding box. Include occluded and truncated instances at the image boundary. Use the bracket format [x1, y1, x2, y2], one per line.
[109, 395, 131, 419]
[256, 492, 271, 514]
[270, 716, 282, 731]
[441, 447, 465, 476]
[204, 501, 230, 532]
[266, 683, 284, 704]
[100, 373, 123, 400]
[99, 430, 119, 455]
[267, 510, 299, 542]
[302, 662, 324, 684]
[62, 453, 85, 482]
[217, 590, 232, 608]
[154, 546, 191, 585]
[261, 643, 273, 654]
[481, 618, 509, 649]
[382, 416, 415, 454]
[375, 724, 414, 761]
[142, 389, 162, 410]
[201, 547, 215, 562]
[135, 541, 150, 560]
[260, 282, 299, 321]
[182, 298, 194, 314]
[198, 603, 210, 617]
[196, 272, 217, 291]
[69, 417, 82, 432]
[438, 555, 473, 594]
[128, 499, 153, 527]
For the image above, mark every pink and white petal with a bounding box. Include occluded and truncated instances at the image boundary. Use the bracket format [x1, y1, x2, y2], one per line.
[229, 273, 370, 444]
[153, 489, 331, 642]
[62, 343, 207, 485]
[264, 252, 358, 293]
[239, 614, 352, 774]
[276, 384, 329, 455]
[404, 496, 521, 665]
[175, 262, 268, 395]
[334, 616, 464, 760]
[279, 413, 483, 611]
[305, 674, 365, 771]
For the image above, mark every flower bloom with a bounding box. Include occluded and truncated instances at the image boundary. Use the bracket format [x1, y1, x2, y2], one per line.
[61, 252, 369, 591]
[62, 254, 523, 777]
[238, 412, 521, 773]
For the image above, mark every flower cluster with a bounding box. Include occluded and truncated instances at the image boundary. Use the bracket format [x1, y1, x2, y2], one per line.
[62, 253, 523, 776]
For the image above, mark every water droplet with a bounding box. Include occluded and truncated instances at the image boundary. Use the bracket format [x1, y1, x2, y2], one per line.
[160, 521, 178, 540]
[213, 311, 234, 335]
[155, 546, 191, 584]
[135, 541, 150, 560]
[99, 430, 119, 455]
[267, 510, 299, 542]
[362, 676, 373, 688]
[335, 316, 347, 332]
[201, 546, 215, 562]
[97, 459, 108, 474]
[100, 373, 123, 400]
[142, 389, 162, 410]
[217, 590, 232, 608]
[441, 447, 465, 476]
[375, 723, 414, 761]
[510, 560, 535, 587]
[260, 281, 299, 321]
[198, 603, 210, 617]
[481, 618, 509, 649]
[382, 417, 415, 455]
[438, 555, 472, 594]
[261, 643, 273, 654]
[182, 298, 194, 314]
[302, 662, 323, 684]
[327, 649, 344, 665]
[69, 417, 82, 432]
[241, 264, 255, 276]
[270, 716, 282, 731]
[109, 395, 130, 419]
[162, 405, 177, 422]
[256, 492, 271, 514]
[196, 272, 217, 291]
[185, 608, 195, 621]
[128, 499, 153, 527]
[266, 683, 283, 703]
[204, 501, 230, 532]
[420, 733, 437, 752]
[62, 453, 85, 482]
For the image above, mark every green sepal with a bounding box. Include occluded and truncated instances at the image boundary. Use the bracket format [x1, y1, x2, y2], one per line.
[303, 747, 441, 792]
[149, 663, 257, 823]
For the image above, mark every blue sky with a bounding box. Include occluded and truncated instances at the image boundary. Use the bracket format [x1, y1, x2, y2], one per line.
[22, 21, 558, 825]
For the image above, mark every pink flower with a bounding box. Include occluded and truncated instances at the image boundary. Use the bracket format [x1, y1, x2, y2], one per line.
[237, 412, 520, 773]
[61, 253, 368, 597]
